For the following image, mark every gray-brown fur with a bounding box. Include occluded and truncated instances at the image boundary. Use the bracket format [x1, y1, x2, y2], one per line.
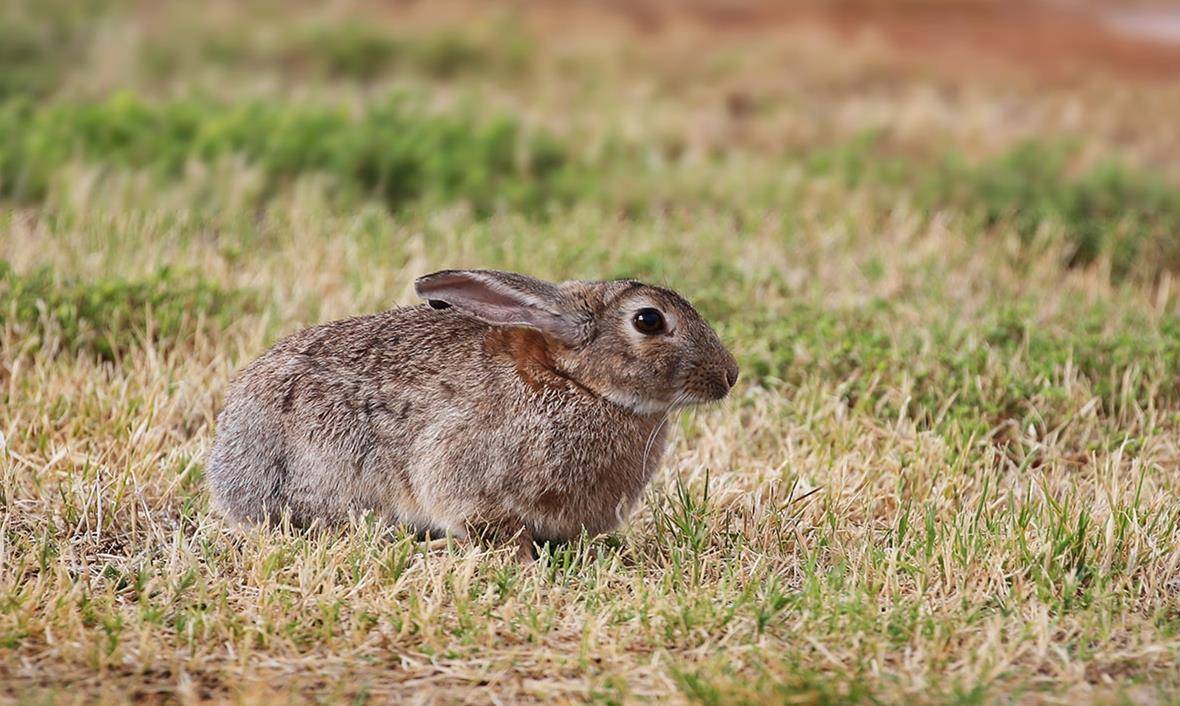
[206, 270, 738, 559]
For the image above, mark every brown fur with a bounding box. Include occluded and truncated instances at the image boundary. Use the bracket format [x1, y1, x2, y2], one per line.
[205, 270, 738, 558]
[484, 328, 568, 393]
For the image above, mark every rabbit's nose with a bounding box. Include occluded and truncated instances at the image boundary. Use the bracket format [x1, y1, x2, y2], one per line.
[715, 358, 739, 395]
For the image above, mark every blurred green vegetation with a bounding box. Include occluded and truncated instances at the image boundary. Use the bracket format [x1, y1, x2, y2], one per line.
[0, 261, 254, 360]
[928, 143, 1180, 280]
[0, 0, 114, 99]
[142, 22, 532, 83]
[0, 22, 62, 100]
[809, 137, 1180, 282]
[1, 0, 529, 95]
[4, 85, 1176, 279]
[0, 93, 576, 213]
[2, 0, 1176, 282]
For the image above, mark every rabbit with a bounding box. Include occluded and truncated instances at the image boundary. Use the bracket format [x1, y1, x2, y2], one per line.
[205, 269, 739, 560]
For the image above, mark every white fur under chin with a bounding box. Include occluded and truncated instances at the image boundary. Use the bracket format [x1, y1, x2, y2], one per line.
[602, 389, 673, 416]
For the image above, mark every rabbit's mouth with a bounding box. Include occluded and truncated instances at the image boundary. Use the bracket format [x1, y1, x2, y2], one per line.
[670, 389, 729, 410]
[604, 386, 731, 417]
[590, 362, 739, 416]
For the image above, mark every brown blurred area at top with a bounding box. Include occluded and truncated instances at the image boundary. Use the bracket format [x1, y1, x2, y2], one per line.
[527, 0, 1180, 83]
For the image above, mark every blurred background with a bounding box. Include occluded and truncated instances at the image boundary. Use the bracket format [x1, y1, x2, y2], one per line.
[5, 0, 1180, 192]
[4, 0, 1180, 273]
[4, 0, 1180, 233]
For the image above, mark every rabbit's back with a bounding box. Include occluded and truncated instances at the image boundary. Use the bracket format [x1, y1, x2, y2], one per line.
[206, 306, 495, 528]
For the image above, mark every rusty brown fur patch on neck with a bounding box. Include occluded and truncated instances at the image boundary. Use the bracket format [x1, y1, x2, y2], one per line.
[484, 328, 593, 394]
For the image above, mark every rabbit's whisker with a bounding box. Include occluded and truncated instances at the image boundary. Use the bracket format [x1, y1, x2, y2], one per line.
[641, 411, 672, 481]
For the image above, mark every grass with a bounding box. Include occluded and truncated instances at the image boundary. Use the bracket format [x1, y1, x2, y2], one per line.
[3, 1, 1180, 704]
[180, 22, 531, 81]
[0, 261, 253, 360]
[0, 93, 575, 213]
[808, 136, 1180, 282]
[0, 0, 112, 100]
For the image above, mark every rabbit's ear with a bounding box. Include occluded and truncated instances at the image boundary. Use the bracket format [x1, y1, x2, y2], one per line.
[415, 270, 588, 345]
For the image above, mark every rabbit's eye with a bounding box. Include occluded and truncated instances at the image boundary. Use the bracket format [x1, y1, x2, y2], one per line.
[632, 308, 666, 335]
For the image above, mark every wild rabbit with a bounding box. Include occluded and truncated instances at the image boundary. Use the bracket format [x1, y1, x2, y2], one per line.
[206, 269, 739, 560]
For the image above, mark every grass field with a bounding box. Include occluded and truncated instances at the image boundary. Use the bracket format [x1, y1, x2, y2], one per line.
[4, 1, 1180, 703]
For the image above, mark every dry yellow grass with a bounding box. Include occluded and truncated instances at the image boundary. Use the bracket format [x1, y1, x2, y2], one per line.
[4, 1, 1180, 703]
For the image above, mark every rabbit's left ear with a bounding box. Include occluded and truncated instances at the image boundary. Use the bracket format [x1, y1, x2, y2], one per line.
[414, 270, 589, 346]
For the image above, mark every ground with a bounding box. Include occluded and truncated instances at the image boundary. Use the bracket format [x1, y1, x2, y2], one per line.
[3, 0, 1180, 703]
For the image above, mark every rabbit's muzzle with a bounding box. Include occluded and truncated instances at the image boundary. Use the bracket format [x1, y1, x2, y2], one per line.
[683, 355, 740, 405]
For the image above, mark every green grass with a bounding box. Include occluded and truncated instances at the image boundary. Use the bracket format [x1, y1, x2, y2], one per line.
[0, 93, 576, 213]
[927, 143, 1180, 280]
[736, 297, 1180, 438]
[0, 261, 253, 360]
[0, 0, 115, 100]
[138, 17, 532, 83]
[3, 90, 1177, 278]
[203, 23, 529, 81]
[808, 136, 1180, 282]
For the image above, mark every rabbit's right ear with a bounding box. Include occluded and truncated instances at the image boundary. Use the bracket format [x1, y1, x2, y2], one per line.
[414, 270, 589, 346]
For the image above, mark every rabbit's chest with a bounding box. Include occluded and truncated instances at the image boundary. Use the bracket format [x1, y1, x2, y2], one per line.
[511, 409, 669, 538]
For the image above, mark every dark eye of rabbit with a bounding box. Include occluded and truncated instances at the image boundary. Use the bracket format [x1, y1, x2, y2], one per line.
[632, 308, 665, 335]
